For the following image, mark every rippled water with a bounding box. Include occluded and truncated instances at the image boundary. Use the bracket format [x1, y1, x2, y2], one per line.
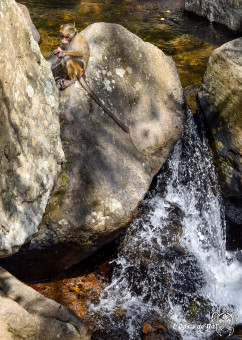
[19, 0, 238, 94]
[89, 112, 242, 339]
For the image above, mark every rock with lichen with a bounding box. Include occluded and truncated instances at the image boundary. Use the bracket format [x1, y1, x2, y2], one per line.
[0, 0, 64, 257]
[17, 2, 40, 43]
[1, 22, 186, 281]
[197, 38, 242, 249]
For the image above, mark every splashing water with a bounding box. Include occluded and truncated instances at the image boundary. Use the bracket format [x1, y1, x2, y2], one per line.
[90, 112, 242, 339]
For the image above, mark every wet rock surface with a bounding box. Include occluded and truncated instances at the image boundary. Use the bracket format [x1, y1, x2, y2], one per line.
[142, 315, 182, 340]
[209, 323, 242, 340]
[185, 0, 242, 32]
[1, 22, 185, 281]
[197, 38, 242, 249]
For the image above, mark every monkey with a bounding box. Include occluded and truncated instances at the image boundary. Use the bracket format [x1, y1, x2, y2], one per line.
[54, 23, 129, 134]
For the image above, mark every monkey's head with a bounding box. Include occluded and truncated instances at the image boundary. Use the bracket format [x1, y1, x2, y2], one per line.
[59, 23, 77, 46]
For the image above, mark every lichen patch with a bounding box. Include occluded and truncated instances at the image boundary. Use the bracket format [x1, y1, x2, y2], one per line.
[27, 85, 34, 98]
[116, 68, 126, 78]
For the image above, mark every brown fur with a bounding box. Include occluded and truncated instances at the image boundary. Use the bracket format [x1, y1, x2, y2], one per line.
[65, 59, 84, 80]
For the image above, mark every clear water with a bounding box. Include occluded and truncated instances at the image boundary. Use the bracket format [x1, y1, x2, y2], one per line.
[19, 0, 238, 92]
[89, 112, 242, 339]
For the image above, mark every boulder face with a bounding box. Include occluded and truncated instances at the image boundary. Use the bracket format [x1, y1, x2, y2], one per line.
[1, 23, 185, 281]
[197, 38, 242, 249]
[0, 0, 64, 257]
[0, 267, 90, 340]
[184, 0, 242, 32]
[17, 3, 41, 43]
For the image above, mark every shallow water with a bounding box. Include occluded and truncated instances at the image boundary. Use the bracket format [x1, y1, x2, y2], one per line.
[19, 0, 238, 100]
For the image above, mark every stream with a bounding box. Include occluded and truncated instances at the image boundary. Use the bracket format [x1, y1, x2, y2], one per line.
[19, 0, 238, 96]
[19, 0, 242, 338]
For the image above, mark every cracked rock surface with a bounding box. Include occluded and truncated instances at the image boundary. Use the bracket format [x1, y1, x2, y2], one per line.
[0, 0, 64, 256]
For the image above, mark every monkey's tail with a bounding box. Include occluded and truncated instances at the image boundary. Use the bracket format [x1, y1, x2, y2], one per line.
[79, 76, 129, 134]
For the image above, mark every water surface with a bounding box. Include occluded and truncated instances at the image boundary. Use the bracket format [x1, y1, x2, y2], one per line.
[19, 0, 238, 106]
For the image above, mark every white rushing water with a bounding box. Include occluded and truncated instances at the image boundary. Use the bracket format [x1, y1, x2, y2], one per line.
[90, 112, 242, 339]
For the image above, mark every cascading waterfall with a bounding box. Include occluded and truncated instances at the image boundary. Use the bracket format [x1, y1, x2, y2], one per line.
[90, 111, 242, 339]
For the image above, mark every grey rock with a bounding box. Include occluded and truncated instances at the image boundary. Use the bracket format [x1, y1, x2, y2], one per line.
[0, 267, 91, 340]
[1, 23, 185, 281]
[0, 0, 64, 257]
[185, 0, 242, 32]
[197, 38, 242, 249]
[142, 313, 182, 340]
[235, 250, 242, 262]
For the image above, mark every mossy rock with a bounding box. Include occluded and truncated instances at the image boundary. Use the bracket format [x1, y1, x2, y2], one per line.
[198, 38, 242, 249]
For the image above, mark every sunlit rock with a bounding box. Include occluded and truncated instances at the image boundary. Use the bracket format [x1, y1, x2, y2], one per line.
[0, 267, 90, 340]
[1, 22, 185, 281]
[0, 0, 64, 257]
[17, 3, 40, 43]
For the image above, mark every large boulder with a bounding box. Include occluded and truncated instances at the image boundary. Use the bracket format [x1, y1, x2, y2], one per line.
[0, 267, 90, 340]
[184, 0, 242, 32]
[0, 0, 64, 257]
[197, 38, 242, 249]
[0, 23, 185, 281]
[17, 3, 40, 43]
